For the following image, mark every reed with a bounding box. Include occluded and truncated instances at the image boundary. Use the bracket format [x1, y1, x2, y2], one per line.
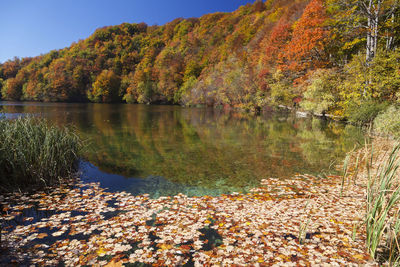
[298, 198, 312, 245]
[365, 142, 400, 262]
[0, 116, 82, 190]
[341, 154, 350, 196]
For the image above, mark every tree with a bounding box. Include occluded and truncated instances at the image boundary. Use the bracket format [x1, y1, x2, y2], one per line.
[1, 77, 23, 100]
[88, 70, 121, 102]
[282, 0, 330, 71]
[366, 48, 400, 99]
[0, 78, 3, 99]
[328, 0, 400, 61]
[359, 0, 400, 61]
[268, 69, 295, 105]
[154, 48, 184, 102]
[362, 0, 383, 62]
[301, 69, 341, 114]
[46, 58, 73, 101]
[1, 58, 21, 79]
[263, 18, 292, 64]
[123, 66, 155, 104]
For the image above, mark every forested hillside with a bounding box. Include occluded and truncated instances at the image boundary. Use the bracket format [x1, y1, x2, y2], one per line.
[1, 0, 399, 119]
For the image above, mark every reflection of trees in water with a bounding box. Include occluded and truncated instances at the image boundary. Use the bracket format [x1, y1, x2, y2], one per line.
[297, 118, 364, 172]
[77, 106, 364, 189]
[0, 102, 364, 189]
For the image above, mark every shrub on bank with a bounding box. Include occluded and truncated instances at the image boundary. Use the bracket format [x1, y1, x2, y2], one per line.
[347, 100, 389, 125]
[0, 116, 82, 190]
[300, 69, 340, 115]
[374, 105, 400, 138]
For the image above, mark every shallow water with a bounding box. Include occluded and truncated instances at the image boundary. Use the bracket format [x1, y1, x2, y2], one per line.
[0, 102, 365, 197]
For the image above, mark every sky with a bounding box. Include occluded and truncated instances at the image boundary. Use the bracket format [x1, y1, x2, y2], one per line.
[0, 0, 257, 63]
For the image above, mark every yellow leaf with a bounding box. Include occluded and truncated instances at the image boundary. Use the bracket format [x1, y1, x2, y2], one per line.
[105, 260, 123, 267]
[97, 247, 106, 256]
[160, 244, 173, 250]
[353, 254, 365, 260]
[330, 218, 344, 224]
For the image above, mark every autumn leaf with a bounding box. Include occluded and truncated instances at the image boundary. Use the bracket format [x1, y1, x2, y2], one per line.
[37, 233, 48, 239]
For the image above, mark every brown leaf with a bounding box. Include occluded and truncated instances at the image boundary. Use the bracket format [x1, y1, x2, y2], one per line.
[37, 233, 48, 239]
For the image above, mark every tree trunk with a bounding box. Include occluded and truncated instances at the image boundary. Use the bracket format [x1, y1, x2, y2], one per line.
[366, 0, 373, 63]
[364, 0, 382, 63]
[373, 0, 381, 56]
[386, 11, 395, 50]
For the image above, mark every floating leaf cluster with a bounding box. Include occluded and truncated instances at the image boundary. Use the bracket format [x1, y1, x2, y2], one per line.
[1, 174, 375, 266]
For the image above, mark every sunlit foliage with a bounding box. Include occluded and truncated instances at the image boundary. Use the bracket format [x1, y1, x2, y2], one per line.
[1, 0, 399, 119]
[88, 70, 121, 102]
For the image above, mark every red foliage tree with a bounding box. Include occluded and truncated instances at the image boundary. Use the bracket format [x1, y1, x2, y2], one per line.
[264, 18, 293, 64]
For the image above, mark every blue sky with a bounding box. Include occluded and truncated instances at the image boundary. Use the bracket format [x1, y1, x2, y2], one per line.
[0, 0, 257, 63]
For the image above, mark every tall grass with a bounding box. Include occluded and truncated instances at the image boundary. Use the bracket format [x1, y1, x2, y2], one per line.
[364, 142, 400, 262]
[0, 116, 82, 190]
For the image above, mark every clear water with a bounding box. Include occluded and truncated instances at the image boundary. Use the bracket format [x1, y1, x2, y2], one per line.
[0, 102, 365, 197]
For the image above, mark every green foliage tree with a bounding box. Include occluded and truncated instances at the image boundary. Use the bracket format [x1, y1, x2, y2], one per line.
[88, 70, 121, 103]
[177, 76, 198, 104]
[301, 69, 341, 114]
[367, 48, 400, 99]
[268, 69, 294, 105]
[339, 49, 400, 113]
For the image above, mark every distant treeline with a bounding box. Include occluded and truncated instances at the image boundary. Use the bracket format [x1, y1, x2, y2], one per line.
[1, 0, 400, 118]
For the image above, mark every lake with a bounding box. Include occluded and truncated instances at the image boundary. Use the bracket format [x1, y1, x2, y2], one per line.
[0, 102, 365, 197]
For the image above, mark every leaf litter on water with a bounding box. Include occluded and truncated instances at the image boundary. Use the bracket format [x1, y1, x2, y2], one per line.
[0, 175, 376, 266]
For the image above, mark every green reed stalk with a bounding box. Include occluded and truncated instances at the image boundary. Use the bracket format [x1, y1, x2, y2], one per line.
[341, 154, 350, 197]
[366, 144, 400, 259]
[298, 198, 312, 245]
[0, 116, 82, 190]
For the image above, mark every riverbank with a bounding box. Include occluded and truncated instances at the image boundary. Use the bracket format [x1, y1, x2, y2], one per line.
[2, 169, 377, 265]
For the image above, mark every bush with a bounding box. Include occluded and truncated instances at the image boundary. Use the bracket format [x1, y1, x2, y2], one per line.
[347, 100, 389, 125]
[300, 69, 340, 114]
[269, 69, 295, 105]
[374, 105, 400, 138]
[0, 116, 82, 190]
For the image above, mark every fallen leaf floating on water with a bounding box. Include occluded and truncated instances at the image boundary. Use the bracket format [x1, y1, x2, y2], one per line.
[0, 174, 377, 266]
[37, 233, 48, 239]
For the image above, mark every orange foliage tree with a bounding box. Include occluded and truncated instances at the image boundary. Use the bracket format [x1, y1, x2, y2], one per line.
[281, 0, 330, 71]
[264, 18, 293, 64]
[2, 77, 23, 100]
[46, 58, 73, 101]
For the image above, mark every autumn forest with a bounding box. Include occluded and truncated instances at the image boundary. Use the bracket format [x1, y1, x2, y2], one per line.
[1, 0, 399, 120]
